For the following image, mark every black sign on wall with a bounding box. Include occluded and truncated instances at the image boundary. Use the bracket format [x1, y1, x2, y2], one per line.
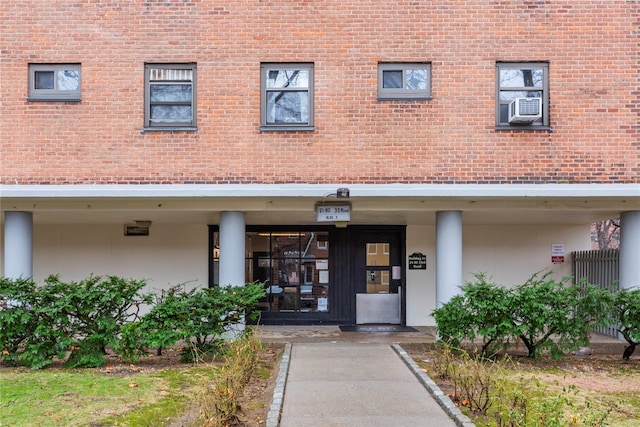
[408, 252, 427, 270]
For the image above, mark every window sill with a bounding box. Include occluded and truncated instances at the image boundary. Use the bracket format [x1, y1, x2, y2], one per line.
[377, 96, 433, 101]
[142, 127, 198, 133]
[260, 126, 315, 132]
[495, 125, 552, 132]
[27, 98, 81, 102]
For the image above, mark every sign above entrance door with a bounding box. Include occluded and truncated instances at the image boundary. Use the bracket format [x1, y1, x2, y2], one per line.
[316, 204, 351, 222]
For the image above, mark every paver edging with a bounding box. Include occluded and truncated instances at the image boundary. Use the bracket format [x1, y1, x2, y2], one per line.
[392, 344, 476, 427]
[266, 342, 292, 427]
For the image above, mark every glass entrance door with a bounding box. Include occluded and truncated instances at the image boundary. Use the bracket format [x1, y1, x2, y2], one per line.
[366, 242, 391, 294]
[356, 233, 403, 324]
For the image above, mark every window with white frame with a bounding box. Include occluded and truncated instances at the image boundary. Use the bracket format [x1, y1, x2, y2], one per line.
[144, 63, 196, 129]
[378, 63, 431, 100]
[28, 64, 81, 101]
[496, 62, 549, 129]
[260, 63, 314, 131]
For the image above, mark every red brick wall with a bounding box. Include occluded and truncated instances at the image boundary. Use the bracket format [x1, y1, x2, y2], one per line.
[2, 1, 638, 184]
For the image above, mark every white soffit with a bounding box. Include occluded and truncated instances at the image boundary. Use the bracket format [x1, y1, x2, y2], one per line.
[1, 184, 638, 226]
[2, 183, 639, 199]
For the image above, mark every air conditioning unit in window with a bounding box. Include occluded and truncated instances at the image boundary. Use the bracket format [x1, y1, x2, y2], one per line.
[508, 98, 542, 124]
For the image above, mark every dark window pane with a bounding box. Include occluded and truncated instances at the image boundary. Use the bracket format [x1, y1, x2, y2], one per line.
[150, 105, 192, 123]
[35, 71, 54, 89]
[58, 70, 79, 91]
[266, 91, 308, 124]
[382, 70, 403, 88]
[499, 103, 510, 123]
[150, 84, 192, 102]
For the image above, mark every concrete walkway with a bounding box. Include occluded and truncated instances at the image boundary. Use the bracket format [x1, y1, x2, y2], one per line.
[271, 342, 470, 427]
[258, 326, 627, 427]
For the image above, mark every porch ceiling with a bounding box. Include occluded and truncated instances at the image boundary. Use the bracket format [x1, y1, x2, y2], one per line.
[1, 183, 638, 226]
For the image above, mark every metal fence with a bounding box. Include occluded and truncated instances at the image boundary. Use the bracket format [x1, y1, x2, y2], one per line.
[572, 249, 619, 337]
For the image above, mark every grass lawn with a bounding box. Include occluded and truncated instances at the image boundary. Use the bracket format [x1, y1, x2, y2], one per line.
[0, 365, 211, 427]
[0, 341, 280, 427]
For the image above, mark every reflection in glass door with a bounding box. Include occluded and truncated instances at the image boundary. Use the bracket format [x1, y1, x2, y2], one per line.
[356, 236, 401, 325]
[246, 231, 330, 314]
[366, 242, 390, 294]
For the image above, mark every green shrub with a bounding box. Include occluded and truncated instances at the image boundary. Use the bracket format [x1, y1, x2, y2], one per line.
[1, 275, 151, 369]
[511, 273, 611, 359]
[1, 276, 72, 369]
[433, 271, 613, 359]
[433, 273, 513, 355]
[2, 276, 265, 369]
[115, 282, 266, 363]
[611, 287, 640, 360]
[117, 285, 195, 360]
[52, 275, 153, 368]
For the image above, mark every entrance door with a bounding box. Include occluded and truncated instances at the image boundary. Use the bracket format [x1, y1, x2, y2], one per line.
[355, 231, 403, 324]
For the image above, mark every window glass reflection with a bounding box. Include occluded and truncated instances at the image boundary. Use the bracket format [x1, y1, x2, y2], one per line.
[150, 105, 192, 122]
[216, 230, 332, 314]
[58, 70, 79, 90]
[500, 69, 543, 88]
[150, 84, 192, 102]
[366, 243, 389, 266]
[366, 270, 390, 294]
[266, 92, 308, 123]
[406, 69, 428, 90]
[499, 90, 542, 101]
[266, 69, 309, 88]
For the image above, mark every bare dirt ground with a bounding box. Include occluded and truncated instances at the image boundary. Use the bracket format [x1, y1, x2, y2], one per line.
[404, 343, 640, 425]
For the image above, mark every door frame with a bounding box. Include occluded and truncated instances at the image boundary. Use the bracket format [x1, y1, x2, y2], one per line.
[351, 226, 407, 325]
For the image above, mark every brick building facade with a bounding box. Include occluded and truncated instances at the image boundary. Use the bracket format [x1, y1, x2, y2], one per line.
[2, 1, 639, 325]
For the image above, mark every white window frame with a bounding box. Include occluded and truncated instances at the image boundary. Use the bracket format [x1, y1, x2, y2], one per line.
[28, 64, 81, 101]
[378, 63, 432, 100]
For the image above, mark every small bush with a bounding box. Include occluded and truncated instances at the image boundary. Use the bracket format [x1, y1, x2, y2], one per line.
[433, 271, 613, 359]
[1, 276, 75, 369]
[1, 275, 151, 369]
[54, 275, 152, 368]
[1, 276, 69, 369]
[433, 273, 514, 355]
[116, 282, 266, 363]
[1, 275, 265, 369]
[611, 287, 640, 360]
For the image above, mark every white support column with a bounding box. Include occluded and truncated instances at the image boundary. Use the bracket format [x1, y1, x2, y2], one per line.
[219, 211, 246, 288]
[620, 211, 640, 290]
[436, 210, 462, 308]
[3, 211, 33, 279]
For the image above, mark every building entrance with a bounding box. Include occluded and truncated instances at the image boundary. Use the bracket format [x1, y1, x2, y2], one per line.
[209, 225, 406, 325]
[355, 231, 403, 324]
